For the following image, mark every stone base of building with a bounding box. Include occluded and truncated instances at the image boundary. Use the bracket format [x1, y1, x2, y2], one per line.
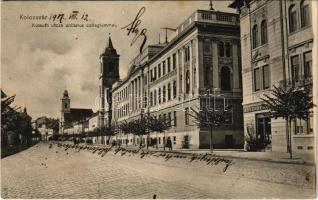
[292, 135, 315, 154]
[90, 128, 244, 150]
[243, 107, 315, 154]
[198, 129, 244, 149]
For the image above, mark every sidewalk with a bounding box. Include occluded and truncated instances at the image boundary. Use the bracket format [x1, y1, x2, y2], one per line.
[1, 142, 39, 158]
[140, 146, 316, 165]
[56, 141, 315, 165]
[173, 149, 315, 165]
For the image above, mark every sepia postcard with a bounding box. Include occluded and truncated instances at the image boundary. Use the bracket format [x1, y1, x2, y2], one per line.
[1, 0, 317, 199]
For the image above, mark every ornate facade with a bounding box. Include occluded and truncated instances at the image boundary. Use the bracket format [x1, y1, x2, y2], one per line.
[229, 0, 314, 153]
[110, 9, 244, 149]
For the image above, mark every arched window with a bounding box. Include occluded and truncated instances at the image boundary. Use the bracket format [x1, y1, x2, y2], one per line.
[252, 25, 258, 49]
[218, 42, 224, 57]
[289, 4, 297, 33]
[225, 42, 231, 57]
[185, 70, 190, 94]
[221, 66, 231, 91]
[261, 20, 268, 45]
[300, 0, 310, 27]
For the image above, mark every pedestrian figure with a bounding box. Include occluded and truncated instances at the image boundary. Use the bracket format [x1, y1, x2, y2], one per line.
[167, 137, 172, 151]
[153, 194, 157, 199]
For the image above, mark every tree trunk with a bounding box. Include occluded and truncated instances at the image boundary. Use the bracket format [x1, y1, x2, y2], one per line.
[156, 132, 158, 149]
[163, 131, 166, 151]
[139, 135, 142, 148]
[285, 118, 289, 153]
[146, 133, 149, 150]
[210, 127, 214, 153]
[289, 118, 293, 159]
[116, 134, 118, 147]
[126, 134, 129, 147]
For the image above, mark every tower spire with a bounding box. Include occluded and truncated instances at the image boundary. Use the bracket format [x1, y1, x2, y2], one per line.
[107, 33, 114, 49]
[101, 33, 117, 56]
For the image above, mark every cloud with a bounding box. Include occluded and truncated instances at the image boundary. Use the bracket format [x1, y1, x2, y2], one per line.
[81, 81, 96, 92]
[1, 1, 235, 119]
[27, 36, 73, 55]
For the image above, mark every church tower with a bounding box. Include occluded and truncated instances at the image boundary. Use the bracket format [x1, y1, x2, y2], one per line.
[60, 90, 70, 134]
[99, 35, 120, 127]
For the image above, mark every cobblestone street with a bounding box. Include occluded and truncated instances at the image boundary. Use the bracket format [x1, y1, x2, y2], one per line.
[1, 142, 316, 199]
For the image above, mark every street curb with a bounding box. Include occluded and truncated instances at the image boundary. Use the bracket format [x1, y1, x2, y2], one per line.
[142, 149, 315, 166]
[52, 141, 315, 166]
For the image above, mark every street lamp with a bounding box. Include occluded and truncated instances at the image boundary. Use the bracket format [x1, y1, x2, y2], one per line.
[212, 88, 226, 111]
[209, 88, 227, 153]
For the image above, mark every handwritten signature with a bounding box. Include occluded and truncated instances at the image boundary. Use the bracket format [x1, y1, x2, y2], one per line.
[121, 7, 147, 54]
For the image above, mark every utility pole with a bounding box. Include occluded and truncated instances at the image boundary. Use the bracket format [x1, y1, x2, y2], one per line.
[160, 27, 176, 43]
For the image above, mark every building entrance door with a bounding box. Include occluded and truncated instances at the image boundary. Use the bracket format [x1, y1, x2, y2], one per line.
[256, 114, 271, 150]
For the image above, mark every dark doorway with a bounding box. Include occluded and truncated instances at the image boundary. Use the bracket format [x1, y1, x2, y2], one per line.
[256, 114, 271, 150]
[225, 135, 234, 148]
[182, 135, 189, 149]
[221, 66, 231, 91]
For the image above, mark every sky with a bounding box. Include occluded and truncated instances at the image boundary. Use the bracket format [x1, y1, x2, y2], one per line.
[1, 1, 236, 119]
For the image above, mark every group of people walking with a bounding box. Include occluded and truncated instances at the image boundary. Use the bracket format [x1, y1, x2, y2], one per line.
[149, 137, 173, 151]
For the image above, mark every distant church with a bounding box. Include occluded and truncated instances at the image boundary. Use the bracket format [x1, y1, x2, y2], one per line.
[59, 90, 93, 134]
[59, 35, 119, 134]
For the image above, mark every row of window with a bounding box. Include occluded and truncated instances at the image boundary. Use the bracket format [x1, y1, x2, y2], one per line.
[117, 136, 177, 145]
[253, 65, 270, 92]
[294, 117, 313, 135]
[252, 1, 311, 49]
[151, 109, 192, 128]
[289, 0, 310, 33]
[116, 80, 179, 118]
[116, 77, 141, 102]
[156, 111, 177, 127]
[218, 42, 232, 57]
[253, 51, 312, 92]
[203, 40, 232, 58]
[204, 65, 233, 91]
[252, 20, 268, 49]
[148, 53, 177, 84]
[116, 87, 129, 102]
[149, 81, 177, 107]
[116, 103, 129, 118]
[291, 51, 312, 84]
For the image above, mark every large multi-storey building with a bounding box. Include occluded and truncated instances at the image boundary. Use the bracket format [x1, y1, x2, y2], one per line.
[229, 0, 314, 153]
[110, 8, 244, 149]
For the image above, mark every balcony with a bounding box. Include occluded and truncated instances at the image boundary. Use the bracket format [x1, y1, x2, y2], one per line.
[176, 10, 239, 35]
[279, 75, 313, 88]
